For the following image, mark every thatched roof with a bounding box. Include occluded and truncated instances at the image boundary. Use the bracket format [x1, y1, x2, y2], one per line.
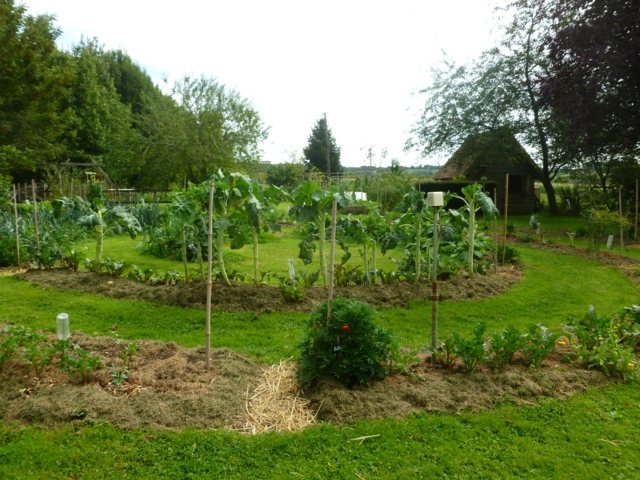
[433, 128, 541, 181]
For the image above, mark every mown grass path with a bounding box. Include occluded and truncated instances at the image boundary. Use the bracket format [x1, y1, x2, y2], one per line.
[1, 244, 638, 478]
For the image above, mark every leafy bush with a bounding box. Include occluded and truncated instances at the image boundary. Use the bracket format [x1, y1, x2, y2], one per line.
[451, 323, 487, 373]
[521, 324, 558, 367]
[427, 336, 458, 368]
[566, 305, 639, 381]
[280, 279, 305, 303]
[298, 298, 396, 387]
[488, 325, 525, 369]
[60, 343, 103, 383]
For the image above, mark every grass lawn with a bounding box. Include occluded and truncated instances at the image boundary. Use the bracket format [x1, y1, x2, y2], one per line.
[1, 242, 639, 478]
[1, 246, 636, 362]
[1, 383, 638, 479]
[83, 228, 399, 283]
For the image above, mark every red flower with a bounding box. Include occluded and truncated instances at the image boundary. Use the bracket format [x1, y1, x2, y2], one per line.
[340, 324, 350, 332]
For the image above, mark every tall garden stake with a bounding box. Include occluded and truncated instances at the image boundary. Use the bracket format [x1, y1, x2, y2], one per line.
[427, 192, 444, 349]
[12, 184, 20, 265]
[619, 186, 624, 256]
[31, 179, 40, 262]
[635, 178, 638, 241]
[502, 174, 509, 264]
[326, 199, 338, 326]
[493, 187, 498, 273]
[206, 185, 214, 366]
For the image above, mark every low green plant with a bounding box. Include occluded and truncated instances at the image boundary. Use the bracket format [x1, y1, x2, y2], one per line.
[0, 325, 34, 369]
[101, 258, 127, 276]
[298, 298, 396, 387]
[279, 278, 305, 303]
[426, 336, 458, 368]
[566, 305, 639, 381]
[61, 344, 103, 383]
[521, 323, 559, 367]
[451, 323, 487, 373]
[488, 325, 525, 369]
[299, 270, 320, 288]
[110, 341, 139, 387]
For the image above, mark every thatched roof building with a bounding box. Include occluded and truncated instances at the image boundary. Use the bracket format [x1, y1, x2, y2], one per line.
[433, 128, 541, 214]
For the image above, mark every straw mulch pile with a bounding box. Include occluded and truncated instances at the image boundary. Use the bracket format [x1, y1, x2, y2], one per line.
[243, 361, 317, 434]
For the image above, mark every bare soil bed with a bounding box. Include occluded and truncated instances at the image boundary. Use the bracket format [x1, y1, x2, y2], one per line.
[15, 266, 522, 312]
[0, 333, 610, 433]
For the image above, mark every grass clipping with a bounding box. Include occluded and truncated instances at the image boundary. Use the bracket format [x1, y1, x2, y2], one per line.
[243, 361, 316, 434]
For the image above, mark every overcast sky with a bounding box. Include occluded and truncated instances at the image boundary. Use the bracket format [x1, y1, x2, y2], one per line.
[21, 0, 504, 168]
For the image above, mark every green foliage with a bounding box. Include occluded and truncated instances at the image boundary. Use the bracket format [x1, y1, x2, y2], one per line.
[487, 325, 525, 369]
[426, 336, 458, 368]
[279, 278, 305, 303]
[521, 324, 559, 368]
[566, 305, 639, 381]
[298, 298, 396, 387]
[451, 323, 487, 373]
[265, 162, 306, 189]
[583, 206, 626, 254]
[109, 341, 139, 387]
[60, 343, 103, 384]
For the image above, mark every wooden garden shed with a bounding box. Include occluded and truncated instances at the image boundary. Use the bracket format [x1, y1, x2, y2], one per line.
[433, 128, 541, 214]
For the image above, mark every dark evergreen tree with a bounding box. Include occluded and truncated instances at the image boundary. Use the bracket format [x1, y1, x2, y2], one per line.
[303, 116, 342, 174]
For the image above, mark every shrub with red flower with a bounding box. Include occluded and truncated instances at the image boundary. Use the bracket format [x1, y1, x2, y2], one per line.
[298, 298, 396, 388]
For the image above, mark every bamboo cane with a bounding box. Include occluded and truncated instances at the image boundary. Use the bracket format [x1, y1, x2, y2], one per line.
[493, 187, 498, 273]
[205, 185, 215, 366]
[13, 184, 20, 265]
[502, 174, 509, 264]
[634, 177, 638, 241]
[326, 199, 338, 326]
[619, 185, 624, 256]
[31, 179, 40, 262]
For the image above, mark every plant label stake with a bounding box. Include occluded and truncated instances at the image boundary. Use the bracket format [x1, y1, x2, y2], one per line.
[427, 192, 444, 349]
[606, 235, 614, 249]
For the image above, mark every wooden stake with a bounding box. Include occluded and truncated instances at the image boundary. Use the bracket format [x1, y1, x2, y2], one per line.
[502, 174, 509, 264]
[205, 185, 215, 366]
[326, 199, 338, 325]
[619, 185, 624, 255]
[634, 177, 638, 241]
[13, 184, 20, 265]
[31, 179, 40, 262]
[493, 187, 498, 273]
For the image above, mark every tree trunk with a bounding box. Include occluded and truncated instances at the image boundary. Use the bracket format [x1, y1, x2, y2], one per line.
[540, 175, 558, 215]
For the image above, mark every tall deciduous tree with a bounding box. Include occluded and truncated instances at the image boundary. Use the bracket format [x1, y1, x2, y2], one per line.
[543, 0, 640, 164]
[408, 0, 566, 214]
[303, 116, 342, 174]
[0, 0, 72, 178]
[63, 39, 143, 184]
[172, 76, 268, 182]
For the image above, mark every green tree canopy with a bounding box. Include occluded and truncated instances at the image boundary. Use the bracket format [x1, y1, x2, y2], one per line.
[303, 116, 342, 174]
[0, 0, 72, 178]
[408, 0, 567, 214]
[172, 76, 268, 183]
